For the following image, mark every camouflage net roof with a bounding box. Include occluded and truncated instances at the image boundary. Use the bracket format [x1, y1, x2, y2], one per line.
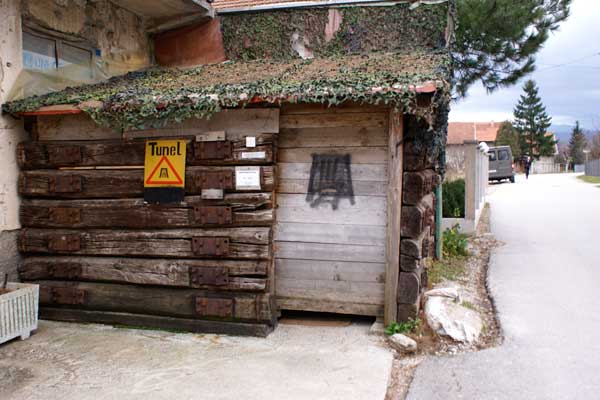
[3, 51, 450, 131]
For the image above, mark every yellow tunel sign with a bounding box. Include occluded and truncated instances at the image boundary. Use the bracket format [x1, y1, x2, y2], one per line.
[143, 139, 187, 203]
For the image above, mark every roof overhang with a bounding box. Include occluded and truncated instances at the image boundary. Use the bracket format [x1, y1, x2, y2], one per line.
[114, 0, 215, 33]
[213, 0, 448, 14]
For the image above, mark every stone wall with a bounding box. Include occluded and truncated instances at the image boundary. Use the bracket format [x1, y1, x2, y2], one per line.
[21, 0, 151, 77]
[397, 120, 441, 322]
[0, 0, 28, 281]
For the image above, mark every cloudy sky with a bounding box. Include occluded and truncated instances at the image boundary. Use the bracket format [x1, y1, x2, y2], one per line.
[449, 0, 600, 130]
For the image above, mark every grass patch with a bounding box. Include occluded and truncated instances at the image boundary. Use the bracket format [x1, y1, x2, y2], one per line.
[385, 318, 421, 336]
[577, 175, 600, 185]
[461, 301, 476, 310]
[428, 256, 467, 286]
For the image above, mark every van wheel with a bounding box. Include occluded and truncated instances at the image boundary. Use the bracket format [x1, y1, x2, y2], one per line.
[510, 176, 515, 183]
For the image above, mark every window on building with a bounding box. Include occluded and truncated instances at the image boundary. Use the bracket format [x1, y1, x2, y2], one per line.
[23, 31, 93, 81]
[498, 149, 510, 161]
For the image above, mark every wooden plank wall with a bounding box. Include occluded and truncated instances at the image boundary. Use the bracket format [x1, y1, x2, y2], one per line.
[17, 109, 280, 336]
[274, 104, 389, 316]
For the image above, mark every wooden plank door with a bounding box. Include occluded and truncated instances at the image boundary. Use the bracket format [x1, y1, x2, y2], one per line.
[274, 105, 389, 316]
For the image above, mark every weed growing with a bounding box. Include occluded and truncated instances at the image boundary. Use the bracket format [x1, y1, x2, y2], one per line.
[385, 318, 421, 336]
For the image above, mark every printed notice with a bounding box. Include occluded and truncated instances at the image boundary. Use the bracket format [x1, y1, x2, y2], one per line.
[241, 151, 266, 160]
[235, 166, 261, 190]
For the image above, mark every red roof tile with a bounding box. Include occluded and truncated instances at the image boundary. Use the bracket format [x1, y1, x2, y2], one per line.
[447, 122, 500, 145]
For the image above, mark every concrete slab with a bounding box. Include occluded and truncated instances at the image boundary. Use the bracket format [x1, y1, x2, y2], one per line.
[0, 319, 393, 400]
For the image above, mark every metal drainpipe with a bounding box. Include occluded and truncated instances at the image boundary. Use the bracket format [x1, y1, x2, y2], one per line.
[435, 182, 443, 260]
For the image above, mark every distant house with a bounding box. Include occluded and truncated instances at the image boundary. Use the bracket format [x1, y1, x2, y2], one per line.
[530, 132, 564, 174]
[446, 122, 501, 180]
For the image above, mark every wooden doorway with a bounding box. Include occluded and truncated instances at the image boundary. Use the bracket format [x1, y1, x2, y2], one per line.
[274, 105, 390, 316]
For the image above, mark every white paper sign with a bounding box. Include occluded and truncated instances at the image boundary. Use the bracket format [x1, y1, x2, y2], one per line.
[246, 136, 256, 148]
[241, 151, 266, 159]
[235, 166, 261, 190]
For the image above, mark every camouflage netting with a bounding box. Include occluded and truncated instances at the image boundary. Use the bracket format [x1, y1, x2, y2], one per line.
[220, 4, 449, 60]
[3, 52, 451, 133]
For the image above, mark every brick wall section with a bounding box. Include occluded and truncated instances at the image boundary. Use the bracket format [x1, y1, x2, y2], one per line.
[398, 139, 439, 322]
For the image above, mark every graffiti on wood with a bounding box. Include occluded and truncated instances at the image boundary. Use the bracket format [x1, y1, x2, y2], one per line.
[306, 154, 355, 210]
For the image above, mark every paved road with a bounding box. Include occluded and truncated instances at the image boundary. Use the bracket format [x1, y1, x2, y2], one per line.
[408, 173, 600, 400]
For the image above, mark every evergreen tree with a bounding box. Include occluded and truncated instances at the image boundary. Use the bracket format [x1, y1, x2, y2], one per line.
[513, 80, 554, 158]
[569, 121, 588, 165]
[454, 0, 571, 97]
[495, 121, 521, 159]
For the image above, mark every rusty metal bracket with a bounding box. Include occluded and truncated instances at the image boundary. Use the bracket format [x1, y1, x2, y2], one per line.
[191, 237, 229, 257]
[194, 141, 232, 160]
[192, 206, 232, 225]
[49, 175, 82, 194]
[190, 267, 229, 287]
[48, 234, 81, 252]
[195, 297, 234, 317]
[47, 263, 82, 279]
[48, 207, 81, 225]
[48, 146, 82, 165]
[195, 171, 234, 190]
[41, 286, 86, 305]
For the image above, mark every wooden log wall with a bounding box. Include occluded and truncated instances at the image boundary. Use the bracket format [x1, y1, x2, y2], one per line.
[274, 104, 389, 316]
[397, 117, 440, 323]
[17, 109, 279, 336]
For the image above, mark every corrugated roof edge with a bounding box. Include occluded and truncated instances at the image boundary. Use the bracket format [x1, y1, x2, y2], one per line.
[214, 0, 448, 13]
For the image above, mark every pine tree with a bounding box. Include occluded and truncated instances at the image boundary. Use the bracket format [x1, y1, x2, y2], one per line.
[495, 121, 521, 159]
[569, 121, 588, 165]
[454, 0, 571, 97]
[513, 80, 554, 158]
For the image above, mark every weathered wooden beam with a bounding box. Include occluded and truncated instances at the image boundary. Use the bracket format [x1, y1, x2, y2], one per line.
[21, 194, 273, 228]
[276, 296, 383, 317]
[19, 228, 271, 260]
[39, 308, 273, 337]
[278, 127, 386, 148]
[19, 166, 275, 198]
[20, 256, 268, 291]
[124, 109, 280, 139]
[385, 110, 403, 326]
[280, 112, 388, 129]
[18, 134, 275, 169]
[32, 280, 275, 322]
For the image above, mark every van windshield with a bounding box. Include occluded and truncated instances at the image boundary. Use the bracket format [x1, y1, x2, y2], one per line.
[498, 150, 510, 161]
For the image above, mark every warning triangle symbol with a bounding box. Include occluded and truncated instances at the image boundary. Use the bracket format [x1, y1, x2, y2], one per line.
[145, 156, 184, 185]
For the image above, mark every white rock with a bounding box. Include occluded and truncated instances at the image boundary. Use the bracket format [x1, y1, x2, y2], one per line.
[424, 287, 461, 303]
[424, 296, 483, 344]
[388, 334, 417, 353]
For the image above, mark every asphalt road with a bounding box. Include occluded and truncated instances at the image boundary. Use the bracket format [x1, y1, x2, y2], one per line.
[408, 173, 600, 400]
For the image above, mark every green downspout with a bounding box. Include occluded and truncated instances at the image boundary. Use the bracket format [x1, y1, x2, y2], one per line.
[436, 183, 443, 260]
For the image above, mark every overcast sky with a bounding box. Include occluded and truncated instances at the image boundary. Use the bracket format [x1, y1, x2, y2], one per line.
[449, 0, 600, 130]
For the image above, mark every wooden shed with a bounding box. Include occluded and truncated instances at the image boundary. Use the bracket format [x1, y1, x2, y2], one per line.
[4, 1, 453, 336]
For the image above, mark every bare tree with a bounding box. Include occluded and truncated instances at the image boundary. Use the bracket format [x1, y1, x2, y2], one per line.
[590, 132, 600, 160]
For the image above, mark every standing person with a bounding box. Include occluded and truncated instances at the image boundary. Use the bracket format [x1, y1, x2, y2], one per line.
[524, 156, 532, 179]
